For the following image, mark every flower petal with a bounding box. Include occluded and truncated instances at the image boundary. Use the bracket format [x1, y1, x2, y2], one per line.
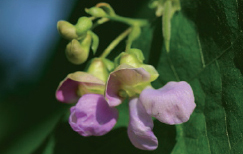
[139, 81, 196, 125]
[127, 97, 158, 150]
[56, 71, 105, 103]
[69, 94, 118, 136]
[105, 64, 151, 107]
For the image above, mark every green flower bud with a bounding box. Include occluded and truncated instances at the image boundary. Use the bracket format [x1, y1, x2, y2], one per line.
[96, 3, 116, 16]
[85, 7, 107, 18]
[57, 21, 78, 40]
[75, 17, 93, 36]
[114, 49, 159, 82]
[127, 48, 145, 63]
[87, 58, 109, 82]
[65, 34, 92, 65]
[115, 50, 143, 68]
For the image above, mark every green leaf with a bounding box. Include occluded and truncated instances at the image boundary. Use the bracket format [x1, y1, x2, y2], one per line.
[135, 0, 243, 153]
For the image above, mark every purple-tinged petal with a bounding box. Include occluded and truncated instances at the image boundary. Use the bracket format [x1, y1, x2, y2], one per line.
[69, 94, 118, 136]
[139, 81, 196, 125]
[56, 71, 105, 103]
[106, 64, 151, 107]
[128, 97, 158, 150]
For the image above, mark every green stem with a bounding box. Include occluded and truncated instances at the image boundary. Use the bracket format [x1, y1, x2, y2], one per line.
[100, 27, 132, 58]
[92, 18, 109, 30]
[106, 15, 149, 26]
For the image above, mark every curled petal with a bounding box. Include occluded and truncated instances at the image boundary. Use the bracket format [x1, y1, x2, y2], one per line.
[139, 81, 196, 125]
[56, 72, 105, 103]
[69, 94, 118, 136]
[106, 64, 151, 107]
[128, 97, 158, 150]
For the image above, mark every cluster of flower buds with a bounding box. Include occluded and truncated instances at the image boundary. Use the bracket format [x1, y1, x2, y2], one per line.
[57, 16, 99, 64]
[55, 2, 195, 151]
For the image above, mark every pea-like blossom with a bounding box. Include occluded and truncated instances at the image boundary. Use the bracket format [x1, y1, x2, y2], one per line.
[56, 71, 105, 103]
[127, 81, 196, 150]
[69, 94, 118, 136]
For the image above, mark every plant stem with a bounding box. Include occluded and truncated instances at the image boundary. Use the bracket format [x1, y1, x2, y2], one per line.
[100, 28, 132, 58]
[106, 15, 149, 26]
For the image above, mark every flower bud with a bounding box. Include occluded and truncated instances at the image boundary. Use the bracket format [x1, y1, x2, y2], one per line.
[115, 52, 141, 68]
[114, 49, 158, 82]
[75, 17, 93, 36]
[87, 58, 109, 82]
[85, 7, 107, 18]
[96, 3, 116, 16]
[57, 21, 78, 40]
[65, 34, 91, 65]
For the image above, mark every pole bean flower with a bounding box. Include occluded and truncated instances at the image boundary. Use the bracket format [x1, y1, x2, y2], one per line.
[128, 81, 196, 150]
[105, 65, 196, 150]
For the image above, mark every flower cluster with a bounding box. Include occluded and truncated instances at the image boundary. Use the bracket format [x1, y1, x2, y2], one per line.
[55, 2, 196, 151]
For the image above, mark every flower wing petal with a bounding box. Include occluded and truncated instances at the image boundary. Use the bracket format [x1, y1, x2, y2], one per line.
[139, 81, 196, 125]
[128, 97, 158, 150]
[69, 94, 118, 136]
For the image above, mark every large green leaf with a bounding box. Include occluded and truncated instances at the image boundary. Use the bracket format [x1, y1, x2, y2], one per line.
[136, 0, 243, 153]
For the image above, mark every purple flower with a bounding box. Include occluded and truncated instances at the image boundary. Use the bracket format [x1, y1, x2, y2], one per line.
[56, 71, 105, 103]
[127, 81, 196, 150]
[69, 94, 118, 136]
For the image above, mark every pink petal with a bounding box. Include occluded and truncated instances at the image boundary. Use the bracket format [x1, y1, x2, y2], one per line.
[139, 81, 196, 125]
[56, 71, 105, 103]
[127, 97, 158, 150]
[69, 94, 118, 136]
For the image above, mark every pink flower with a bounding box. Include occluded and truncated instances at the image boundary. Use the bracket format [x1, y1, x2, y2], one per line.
[127, 81, 196, 150]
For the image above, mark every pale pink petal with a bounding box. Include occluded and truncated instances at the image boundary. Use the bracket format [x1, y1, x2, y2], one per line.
[106, 64, 150, 107]
[69, 94, 118, 136]
[56, 71, 105, 103]
[139, 81, 196, 125]
[127, 97, 158, 150]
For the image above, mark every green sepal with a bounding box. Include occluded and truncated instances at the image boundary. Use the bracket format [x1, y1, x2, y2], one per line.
[75, 17, 93, 36]
[88, 31, 99, 54]
[102, 58, 115, 72]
